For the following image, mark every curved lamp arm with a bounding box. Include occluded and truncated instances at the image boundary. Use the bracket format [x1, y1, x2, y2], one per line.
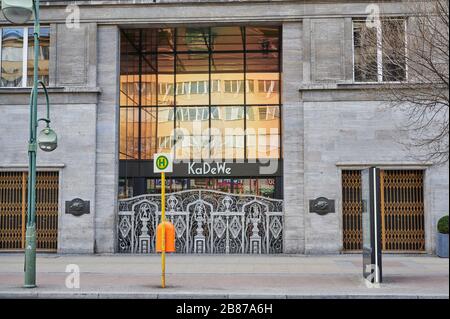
[35, 80, 51, 128]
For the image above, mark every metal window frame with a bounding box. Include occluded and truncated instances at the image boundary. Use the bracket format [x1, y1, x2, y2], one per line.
[0, 26, 50, 88]
[0, 29, 2, 87]
[0, 26, 27, 87]
[120, 26, 282, 161]
[352, 18, 408, 84]
[22, 27, 28, 87]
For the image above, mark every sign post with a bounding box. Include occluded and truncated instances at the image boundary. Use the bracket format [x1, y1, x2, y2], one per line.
[361, 167, 383, 285]
[153, 153, 173, 288]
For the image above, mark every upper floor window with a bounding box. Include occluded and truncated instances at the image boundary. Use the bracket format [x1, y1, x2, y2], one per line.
[120, 26, 281, 160]
[0, 26, 50, 87]
[353, 18, 406, 83]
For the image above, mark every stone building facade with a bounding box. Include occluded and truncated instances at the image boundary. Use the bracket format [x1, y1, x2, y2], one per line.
[0, 0, 448, 254]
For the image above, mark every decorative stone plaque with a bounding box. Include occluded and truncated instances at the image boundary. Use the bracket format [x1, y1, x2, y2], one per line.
[309, 197, 335, 215]
[65, 198, 90, 216]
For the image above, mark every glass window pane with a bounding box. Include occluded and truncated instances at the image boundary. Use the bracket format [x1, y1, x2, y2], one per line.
[158, 53, 175, 106]
[158, 29, 174, 53]
[382, 19, 406, 82]
[258, 178, 276, 198]
[246, 73, 279, 105]
[141, 29, 158, 54]
[120, 33, 139, 106]
[118, 178, 133, 199]
[141, 107, 157, 159]
[211, 52, 243, 72]
[211, 52, 244, 105]
[143, 177, 276, 197]
[167, 179, 189, 192]
[246, 48, 280, 105]
[157, 106, 175, 154]
[120, 75, 139, 106]
[210, 106, 245, 160]
[176, 53, 209, 105]
[240, 178, 275, 196]
[217, 179, 233, 193]
[176, 53, 209, 73]
[142, 53, 157, 106]
[247, 105, 280, 159]
[1, 28, 24, 87]
[175, 106, 209, 159]
[121, 29, 139, 54]
[353, 21, 378, 82]
[27, 27, 50, 86]
[211, 26, 244, 51]
[120, 107, 139, 159]
[211, 75, 245, 105]
[246, 52, 279, 73]
[176, 27, 210, 52]
[246, 26, 279, 51]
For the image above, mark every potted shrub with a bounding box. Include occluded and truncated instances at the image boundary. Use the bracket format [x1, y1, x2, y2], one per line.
[437, 215, 449, 258]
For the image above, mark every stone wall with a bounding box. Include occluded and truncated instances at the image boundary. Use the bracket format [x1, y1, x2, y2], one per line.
[1, 0, 448, 254]
[282, 22, 305, 253]
[0, 94, 98, 253]
[302, 97, 449, 254]
[94, 26, 120, 253]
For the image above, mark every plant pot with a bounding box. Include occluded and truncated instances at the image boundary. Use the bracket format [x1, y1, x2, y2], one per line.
[436, 232, 449, 258]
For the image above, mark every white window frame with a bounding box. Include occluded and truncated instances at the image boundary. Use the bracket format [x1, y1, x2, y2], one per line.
[352, 18, 408, 84]
[22, 28, 28, 87]
[0, 30, 2, 85]
[0, 26, 28, 87]
[1, 26, 50, 88]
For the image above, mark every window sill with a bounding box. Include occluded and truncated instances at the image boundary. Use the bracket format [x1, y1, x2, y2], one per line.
[298, 82, 423, 91]
[0, 163, 66, 169]
[0, 86, 101, 94]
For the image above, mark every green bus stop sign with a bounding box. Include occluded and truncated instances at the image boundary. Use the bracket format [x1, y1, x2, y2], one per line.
[154, 153, 173, 173]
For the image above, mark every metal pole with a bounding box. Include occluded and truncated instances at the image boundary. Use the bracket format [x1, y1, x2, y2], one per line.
[161, 172, 166, 288]
[24, 0, 40, 288]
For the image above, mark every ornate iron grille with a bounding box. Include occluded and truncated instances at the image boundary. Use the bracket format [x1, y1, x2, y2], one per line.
[342, 170, 363, 251]
[342, 169, 425, 252]
[0, 172, 24, 250]
[381, 170, 425, 252]
[118, 190, 284, 254]
[0, 171, 59, 251]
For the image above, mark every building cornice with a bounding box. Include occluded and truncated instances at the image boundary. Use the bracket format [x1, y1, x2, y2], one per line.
[0, 87, 101, 94]
[0, 87, 101, 105]
[1, 0, 411, 25]
[335, 162, 434, 168]
[39, 0, 403, 6]
[298, 82, 448, 102]
[0, 164, 66, 170]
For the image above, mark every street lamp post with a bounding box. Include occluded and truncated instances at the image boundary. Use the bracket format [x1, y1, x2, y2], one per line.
[1, 0, 57, 288]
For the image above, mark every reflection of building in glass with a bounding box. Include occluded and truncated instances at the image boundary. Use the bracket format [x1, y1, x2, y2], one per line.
[119, 26, 282, 199]
[119, 27, 281, 161]
[0, 27, 49, 87]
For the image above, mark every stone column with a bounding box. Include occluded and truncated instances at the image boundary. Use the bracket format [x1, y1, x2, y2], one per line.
[95, 25, 120, 253]
[282, 22, 305, 254]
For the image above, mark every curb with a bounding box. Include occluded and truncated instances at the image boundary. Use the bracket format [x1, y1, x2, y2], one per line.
[1, 291, 448, 299]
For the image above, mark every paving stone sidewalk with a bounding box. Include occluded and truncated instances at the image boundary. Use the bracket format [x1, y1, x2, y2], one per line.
[0, 254, 448, 299]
